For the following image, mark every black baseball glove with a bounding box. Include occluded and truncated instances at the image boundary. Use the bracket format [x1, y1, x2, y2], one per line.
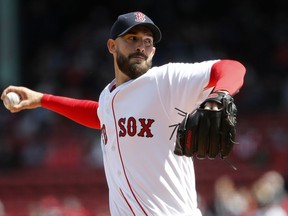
[173, 92, 237, 160]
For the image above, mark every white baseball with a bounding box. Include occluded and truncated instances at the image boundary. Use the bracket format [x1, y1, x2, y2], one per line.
[3, 92, 21, 110]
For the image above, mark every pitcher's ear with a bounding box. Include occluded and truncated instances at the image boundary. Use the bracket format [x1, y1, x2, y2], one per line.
[107, 39, 116, 54]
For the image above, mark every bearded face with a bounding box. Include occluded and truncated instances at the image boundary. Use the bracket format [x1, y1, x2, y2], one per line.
[116, 49, 152, 79]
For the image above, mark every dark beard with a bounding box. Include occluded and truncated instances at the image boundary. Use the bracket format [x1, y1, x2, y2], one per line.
[116, 51, 152, 79]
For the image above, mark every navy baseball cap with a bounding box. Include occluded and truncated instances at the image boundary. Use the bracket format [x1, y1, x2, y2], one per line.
[109, 11, 162, 43]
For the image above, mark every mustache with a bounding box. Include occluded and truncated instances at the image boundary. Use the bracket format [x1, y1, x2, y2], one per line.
[129, 52, 148, 60]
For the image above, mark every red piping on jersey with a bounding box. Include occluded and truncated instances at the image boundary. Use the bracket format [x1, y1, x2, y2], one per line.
[111, 91, 148, 216]
[120, 188, 136, 216]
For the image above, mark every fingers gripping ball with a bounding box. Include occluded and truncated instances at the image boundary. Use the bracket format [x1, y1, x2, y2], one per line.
[174, 92, 237, 160]
[3, 92, 21, 110]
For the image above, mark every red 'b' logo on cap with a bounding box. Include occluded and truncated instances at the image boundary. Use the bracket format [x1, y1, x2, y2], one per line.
[134, 12, 146, 22]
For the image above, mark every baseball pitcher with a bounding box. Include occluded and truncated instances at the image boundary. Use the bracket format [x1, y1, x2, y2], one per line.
[1, 11, 246, 216]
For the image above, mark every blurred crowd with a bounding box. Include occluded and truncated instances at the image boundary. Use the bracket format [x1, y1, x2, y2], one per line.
[2, 0, 286, 169]
[26, 196, 93, 216]
[0, 170, 286, 215]
[13, 0, 288, 113]
[0, 0, 288, 215]
[200, 170, 288, 216]
[0, 195, 107, 216]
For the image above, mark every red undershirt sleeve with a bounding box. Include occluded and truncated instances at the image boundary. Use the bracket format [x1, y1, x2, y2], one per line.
[41, 94, 101, 129]
[206, 59, 246, 95]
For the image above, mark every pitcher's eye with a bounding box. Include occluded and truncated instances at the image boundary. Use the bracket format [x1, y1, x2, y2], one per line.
[144, 39, 153, 47]
[127, 36, 137, 41]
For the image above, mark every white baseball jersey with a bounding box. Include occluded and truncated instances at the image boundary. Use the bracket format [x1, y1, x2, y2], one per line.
[97, 60, 219, 216]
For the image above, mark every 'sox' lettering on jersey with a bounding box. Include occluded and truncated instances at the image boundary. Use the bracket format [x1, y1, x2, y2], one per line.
[138, 118, 154, 137]
[134, 12, 146, 22]
[118, 117, 155, 138]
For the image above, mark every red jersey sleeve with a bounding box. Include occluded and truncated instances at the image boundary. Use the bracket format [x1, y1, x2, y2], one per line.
[206, 60, 246, 95]
[41, 94, 101, 129]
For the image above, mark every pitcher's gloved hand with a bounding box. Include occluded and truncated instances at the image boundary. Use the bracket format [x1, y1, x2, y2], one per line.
[174, 92, 237, 160]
